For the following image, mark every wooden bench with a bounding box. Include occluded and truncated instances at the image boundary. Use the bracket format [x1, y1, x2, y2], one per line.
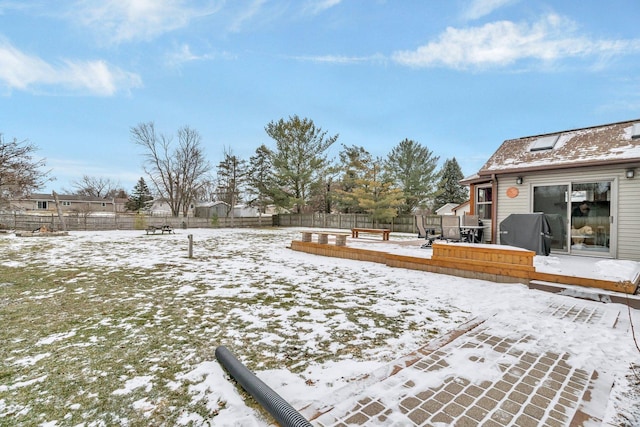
[146, 225, 174, 235]
[351, 228, 391, 241]
[300, 230, 350, 246]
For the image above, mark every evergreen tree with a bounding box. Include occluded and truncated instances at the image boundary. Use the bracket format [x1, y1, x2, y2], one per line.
[352, 157, 405, 224]
[125, 177, 153, 212]
[216, 148, 247, 216]
[384, 138, 439, 214]
[264, 115, 338, 213]
[334, 144, 372, 214]
[433, 157, 468, 210]
[246, 144, 277, 214]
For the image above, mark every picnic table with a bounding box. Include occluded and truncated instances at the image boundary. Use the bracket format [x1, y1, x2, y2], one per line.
[146, 225, 174, 235]
[351, 228, 390, 241]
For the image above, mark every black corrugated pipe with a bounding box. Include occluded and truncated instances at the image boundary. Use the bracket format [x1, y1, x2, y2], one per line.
[215, 346, 312, 427]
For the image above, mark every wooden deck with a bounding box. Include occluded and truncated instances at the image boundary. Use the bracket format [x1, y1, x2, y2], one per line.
[289, 239, 638, 295]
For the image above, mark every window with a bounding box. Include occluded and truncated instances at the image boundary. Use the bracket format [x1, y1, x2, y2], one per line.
[475, 186, 492, 219]
[101, 202, 107, 207]
[529, 135, 559, 152]
[62, 201, 71, 206]
[37, 201, 48, 209]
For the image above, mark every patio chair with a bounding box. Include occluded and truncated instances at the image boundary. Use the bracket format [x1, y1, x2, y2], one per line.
[421, 215, 460, 248]
[420, 216, 442, 249]
[461, 214, 479, 242]
[441, 215, 462, 242]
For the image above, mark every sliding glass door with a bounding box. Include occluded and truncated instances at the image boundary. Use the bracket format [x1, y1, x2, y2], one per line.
[533, 181, 613, 256]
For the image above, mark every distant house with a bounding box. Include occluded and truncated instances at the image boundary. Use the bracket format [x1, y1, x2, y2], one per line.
[8, 193, 126, 214]
[452, 201, 470, 217]
[232, 204, 260, 217]
[435, 203, 459, 216]
[194, 202, 265, 218]
[463, 118, 640, 261]
[147, 198, 196, 217]
[195, 201, 229, 218]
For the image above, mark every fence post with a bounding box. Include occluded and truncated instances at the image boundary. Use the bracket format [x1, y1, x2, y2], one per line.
[188, 234, 193, 258]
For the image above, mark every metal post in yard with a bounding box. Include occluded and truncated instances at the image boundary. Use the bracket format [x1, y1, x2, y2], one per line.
[188, 234, 193, 258]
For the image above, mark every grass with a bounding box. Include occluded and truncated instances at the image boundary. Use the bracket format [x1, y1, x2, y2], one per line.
[0, 229, 463, 425]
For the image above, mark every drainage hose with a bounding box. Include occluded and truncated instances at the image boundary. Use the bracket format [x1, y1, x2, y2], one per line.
[215, 345, 312, 427]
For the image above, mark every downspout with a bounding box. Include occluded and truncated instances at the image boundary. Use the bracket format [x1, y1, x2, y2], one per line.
[469, 184, 476, 215]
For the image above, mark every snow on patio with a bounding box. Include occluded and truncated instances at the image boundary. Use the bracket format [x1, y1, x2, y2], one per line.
[0, 228, 639, 426]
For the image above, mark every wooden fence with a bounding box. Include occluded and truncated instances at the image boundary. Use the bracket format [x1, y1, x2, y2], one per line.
[0, 212, 433, 234]
[0, 213, 275, 231]
[274, 213, 430, 234]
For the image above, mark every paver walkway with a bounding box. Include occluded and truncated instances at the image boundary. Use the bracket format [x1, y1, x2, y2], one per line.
[298, 300, 620, 426]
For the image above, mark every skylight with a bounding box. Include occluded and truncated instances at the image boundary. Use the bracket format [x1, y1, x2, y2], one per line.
[632, 123, 640, 139]
[529, 135, 559, 152]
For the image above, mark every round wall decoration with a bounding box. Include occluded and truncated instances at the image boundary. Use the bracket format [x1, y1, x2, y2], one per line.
[506, 187, 519, 198]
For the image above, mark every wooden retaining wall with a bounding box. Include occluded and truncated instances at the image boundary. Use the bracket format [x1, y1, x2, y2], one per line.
[289, 240, 638, 294]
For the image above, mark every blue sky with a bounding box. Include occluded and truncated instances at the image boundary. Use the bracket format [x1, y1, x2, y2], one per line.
[2, 0, 640, 195]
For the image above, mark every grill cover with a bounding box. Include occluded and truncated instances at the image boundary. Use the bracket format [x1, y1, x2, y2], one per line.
[499, 213, 552, 256]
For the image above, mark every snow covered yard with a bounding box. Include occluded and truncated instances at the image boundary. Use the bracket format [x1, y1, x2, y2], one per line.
[1, 228, 639, 426]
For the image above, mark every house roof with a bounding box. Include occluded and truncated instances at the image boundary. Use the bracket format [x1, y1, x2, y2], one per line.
[435, 202, 459, 215]
[21, 193, 115, 203]
[452, 200, 470, 212]
[478, 118, 640, 177]
[196, 201, 229, 208]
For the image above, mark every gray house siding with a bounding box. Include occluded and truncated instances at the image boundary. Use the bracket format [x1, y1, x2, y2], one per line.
[495, 165, 639, 261]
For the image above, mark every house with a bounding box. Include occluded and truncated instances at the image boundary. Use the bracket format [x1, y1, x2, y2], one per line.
[232, 204, 260, 217]
[194, 202, 265, 218]
[452, 201, 471, 217]
[147, 198, 196, 217]
[435, 203, 459, 216]
[195, 201, 229, 218]
[8, 193, 125, 214]
[463, 118, 640, 261]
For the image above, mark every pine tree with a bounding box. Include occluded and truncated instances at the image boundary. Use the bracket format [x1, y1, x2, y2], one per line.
[384, 138, 439, 214]
[264, 115, 338, 213]
[352, 157, 405, 224]
[125, 177, 153, 212]
[216, 148, 247, 217]
[433, 158, 468, 211]
[246, 144, 275, 214]
[334, 144, 372, 214]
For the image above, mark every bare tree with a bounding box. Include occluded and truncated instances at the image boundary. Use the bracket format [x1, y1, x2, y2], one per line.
[69, 175, 122, 198]
[131, 122, 212, 217]
[0, 134, 50, 205]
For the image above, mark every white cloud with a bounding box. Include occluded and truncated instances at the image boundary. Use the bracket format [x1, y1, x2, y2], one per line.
[462, 0, 517, 21]
[304, 0, 343, 15]
[0, 38, 142, 96]
[72, 0, 222, 44]
[227, 0, 267, 33]
[292, 53, 386, 65]
[164, 43, 235, 68]
[392, 14, 640, 70]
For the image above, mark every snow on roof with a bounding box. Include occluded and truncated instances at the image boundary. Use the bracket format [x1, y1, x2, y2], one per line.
[479, 119, 640, 175]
